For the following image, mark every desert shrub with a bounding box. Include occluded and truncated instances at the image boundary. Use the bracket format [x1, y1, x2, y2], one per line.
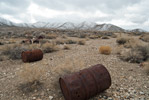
[101, 36, 110, 39]
[45, 34, 57, 39]
[89, 35, 100, 39]
[141, 62, 149, 74]
[2, 44, 27, 60]
[65, 39, 77, 44]
[99, 46, 111, 55]
[17, 64, 46, 93]
[40, 39, 49, 45]
[111, 34, 117, 38]
[41, 43, 58, 53]
[63, 45, 70, 50]
[123, 39, 141, 48]
[116, 38, 128, 45]
[79, 34, 87, 38]
[28, 44, 41, 50]
[0, 55, 7, 61]
[18, 64, 46, 83]
[62, 35, 67, 39]
[139, 34, 149, 42]
[120, 45, 149, 63]
[78, 40, 85, 45]
[55, 40, 65, 45]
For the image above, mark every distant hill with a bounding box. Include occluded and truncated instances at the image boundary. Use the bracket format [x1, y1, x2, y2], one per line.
[0, 17, 147, 32]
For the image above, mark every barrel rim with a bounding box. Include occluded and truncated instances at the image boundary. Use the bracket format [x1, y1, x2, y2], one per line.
[59, 77, 71, 100]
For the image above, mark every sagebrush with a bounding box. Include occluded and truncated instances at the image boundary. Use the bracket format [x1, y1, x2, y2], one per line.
[99, 46, 111, 55]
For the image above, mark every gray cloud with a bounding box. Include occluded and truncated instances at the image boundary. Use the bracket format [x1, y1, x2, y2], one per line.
[0, 0, 148, 31]
[0, 0, 30, 14]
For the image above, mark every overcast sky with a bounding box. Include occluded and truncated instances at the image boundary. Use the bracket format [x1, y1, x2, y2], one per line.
[0, 0, 148, 30]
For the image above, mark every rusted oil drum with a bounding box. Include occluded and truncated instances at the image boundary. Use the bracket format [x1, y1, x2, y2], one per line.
[21, 49, 43, 62]
[59, 64, 111, 100]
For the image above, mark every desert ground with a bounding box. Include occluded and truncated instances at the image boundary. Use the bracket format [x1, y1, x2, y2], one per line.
[0, 27, 149, 100]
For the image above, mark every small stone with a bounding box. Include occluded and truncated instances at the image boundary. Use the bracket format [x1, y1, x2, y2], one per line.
[139, 91, 144, 95]
[49, 96, 53, 100]
[140, 97, 146, 100]
[108, 97, 113, 100]
[47, 89, 50, 91]
[32, 97, 36, 99]
[103, 95, 108, 99]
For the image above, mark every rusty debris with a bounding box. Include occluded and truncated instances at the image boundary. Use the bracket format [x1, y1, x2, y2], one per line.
[21, 49, 43, 63]
[59, 64, 111, 100]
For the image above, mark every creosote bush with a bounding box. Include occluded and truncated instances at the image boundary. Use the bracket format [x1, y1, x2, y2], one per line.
[116, 37, 128, 45]
[99, 46, 111, 55]
[120, 45, 149, 63]
[2, 44, 27, 60]
[101, 36, 110, 39]
[78, 40, 85, 45]
[65, 39, 77, 44]
[41, 43, 58, 53]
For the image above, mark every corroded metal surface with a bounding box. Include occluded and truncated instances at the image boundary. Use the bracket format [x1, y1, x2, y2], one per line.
[59, 64, 111, 100]
[21, 49, 43, 62]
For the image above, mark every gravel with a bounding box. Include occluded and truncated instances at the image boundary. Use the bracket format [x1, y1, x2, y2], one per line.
[0, 36, 148, 100]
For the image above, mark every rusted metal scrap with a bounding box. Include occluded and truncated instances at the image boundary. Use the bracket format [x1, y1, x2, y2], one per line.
[21, 49, 43, 62]
[59, 64, 111, 100]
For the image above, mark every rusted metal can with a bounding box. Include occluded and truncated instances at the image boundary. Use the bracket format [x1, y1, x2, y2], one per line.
[21, 49, 43, 62]
[59, 64, 111, 100]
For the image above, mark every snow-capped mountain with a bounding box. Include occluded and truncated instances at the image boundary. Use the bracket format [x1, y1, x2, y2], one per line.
[0, 17, 146, 32]
[130, 28, 146, 33]
[93, 24, 124, 32]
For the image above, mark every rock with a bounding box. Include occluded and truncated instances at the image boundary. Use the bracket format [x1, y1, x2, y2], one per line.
[139, 91, 144, 95]
[32, 97, 36, 99]
[49, 96, 53, 100]
[108, 97, 113, 100]
[103, 95, 108, 99]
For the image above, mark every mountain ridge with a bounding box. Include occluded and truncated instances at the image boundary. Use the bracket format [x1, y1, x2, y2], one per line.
[0, 17, 147, 32]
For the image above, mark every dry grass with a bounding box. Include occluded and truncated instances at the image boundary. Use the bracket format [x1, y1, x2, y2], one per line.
[99, 46, 111, 55]
[1, 44, 27, 60]
[78, 34, 87, 38]
[41, 42, 58, 53]
[89, 35, 100, 39]
[55, 40, 65, 45]
[18, 64, 46, 83]
[139, 34, 149, 42]
[50, 58, 85, 91]
[120, 45, 149, 63]
[78, 40, 85, 45]
[124, 38, 141, 48]
[65, 39, 77, 44]
[63, 45, 70, 50]
[27, 44, 41, 50]
[45, 34, 58, 39]
[17, 64, 47, 94]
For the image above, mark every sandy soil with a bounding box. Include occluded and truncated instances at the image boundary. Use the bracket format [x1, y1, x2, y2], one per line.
[0, 37, 148, 100]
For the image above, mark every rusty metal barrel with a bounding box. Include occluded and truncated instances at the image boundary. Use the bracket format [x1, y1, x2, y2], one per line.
[21, 49, 43, 62]
[59, 64, 111, 100]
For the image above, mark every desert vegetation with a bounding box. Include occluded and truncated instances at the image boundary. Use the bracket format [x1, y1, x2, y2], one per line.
[0, 27, 148, 100]
[99, 46, 111, 55]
